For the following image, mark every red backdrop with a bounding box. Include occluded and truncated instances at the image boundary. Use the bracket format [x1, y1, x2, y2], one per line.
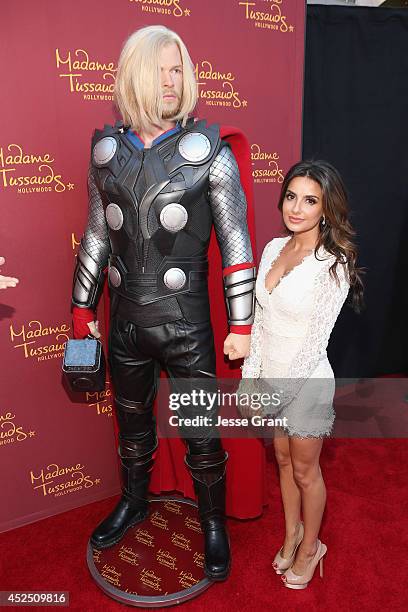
[0, 0, 305, 533]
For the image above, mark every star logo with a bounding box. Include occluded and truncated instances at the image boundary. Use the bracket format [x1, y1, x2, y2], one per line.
[289, 25, 294, 33]
[242, 100, 248, 107]
[67, 183, 74, 190]
[29, 431, 36, 437]
[184, 8, 191, 16]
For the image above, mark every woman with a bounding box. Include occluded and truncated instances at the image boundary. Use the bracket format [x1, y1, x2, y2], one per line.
[241, 160, 363, 589]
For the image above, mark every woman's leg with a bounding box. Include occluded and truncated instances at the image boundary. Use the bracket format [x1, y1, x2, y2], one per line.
[289, 436, 325, 574]
[273, 432, 302, 557]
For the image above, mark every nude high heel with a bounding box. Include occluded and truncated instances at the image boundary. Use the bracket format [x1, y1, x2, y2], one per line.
[281, 539, 327, 589]
[272, 522, 304, 575]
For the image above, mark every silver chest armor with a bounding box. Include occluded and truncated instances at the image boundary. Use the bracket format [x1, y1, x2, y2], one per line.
[94, 123, 218, 306]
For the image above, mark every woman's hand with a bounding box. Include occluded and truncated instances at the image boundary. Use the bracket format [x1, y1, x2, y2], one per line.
[0, 257, 19, 289]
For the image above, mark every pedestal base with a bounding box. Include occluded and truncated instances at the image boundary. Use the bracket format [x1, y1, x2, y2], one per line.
[86, 496, 213, 607]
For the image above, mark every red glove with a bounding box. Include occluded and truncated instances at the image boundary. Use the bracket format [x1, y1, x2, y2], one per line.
[72, 306, 95, 339]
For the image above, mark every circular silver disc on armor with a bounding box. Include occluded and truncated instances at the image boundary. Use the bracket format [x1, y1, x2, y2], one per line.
[159, 203, 188, 233]
[106, 203, 124, 231]
[108, 266, 121, 287]
[163, 268, 186, 290]
[93, 137, 117, 167]
[178, 132, 211, 162]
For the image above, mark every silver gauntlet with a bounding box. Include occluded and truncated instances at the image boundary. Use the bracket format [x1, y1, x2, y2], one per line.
[72, 243, 106, 309]
[72, 165, 110, 309]
[224, 267, 256, 326]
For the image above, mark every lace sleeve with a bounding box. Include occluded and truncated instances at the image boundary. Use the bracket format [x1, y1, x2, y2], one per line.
[241, 297, 264, 378]
[278, 259, 350, 407]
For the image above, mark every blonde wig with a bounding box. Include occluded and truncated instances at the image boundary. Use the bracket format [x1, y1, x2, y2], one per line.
[114, 25, 197, 132]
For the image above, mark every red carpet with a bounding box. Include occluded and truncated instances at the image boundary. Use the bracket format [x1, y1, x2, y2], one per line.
[1, 439, 407, 611]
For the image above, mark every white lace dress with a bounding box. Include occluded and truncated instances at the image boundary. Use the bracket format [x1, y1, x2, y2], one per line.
[241, 236, 350, 438]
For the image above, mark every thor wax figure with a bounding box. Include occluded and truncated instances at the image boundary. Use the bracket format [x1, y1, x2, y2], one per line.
[71, 25, 256, 581]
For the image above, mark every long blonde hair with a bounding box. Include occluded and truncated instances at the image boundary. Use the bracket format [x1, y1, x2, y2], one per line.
[114, 25, 197, 132]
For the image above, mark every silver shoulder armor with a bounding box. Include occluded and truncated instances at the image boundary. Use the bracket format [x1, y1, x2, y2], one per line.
[72, 166, 110, 309]
[224, 267, 256, 327]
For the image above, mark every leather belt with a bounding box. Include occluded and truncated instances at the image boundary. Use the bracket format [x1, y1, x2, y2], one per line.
[108, 255, 209, 305]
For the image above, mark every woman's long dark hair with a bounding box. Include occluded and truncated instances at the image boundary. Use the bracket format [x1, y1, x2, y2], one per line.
[278, 160, 364, 312]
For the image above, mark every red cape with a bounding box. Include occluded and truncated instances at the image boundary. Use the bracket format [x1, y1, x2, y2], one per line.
[102, 125, 266, 519]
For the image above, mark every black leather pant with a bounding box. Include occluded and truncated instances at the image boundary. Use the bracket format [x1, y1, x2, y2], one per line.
[108, 313, 222, 458]
[98, 307, 230, 579]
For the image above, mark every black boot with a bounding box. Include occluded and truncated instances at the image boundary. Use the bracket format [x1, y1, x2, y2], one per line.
[185, 449, 230, 581]
[90, 433, 157, 549]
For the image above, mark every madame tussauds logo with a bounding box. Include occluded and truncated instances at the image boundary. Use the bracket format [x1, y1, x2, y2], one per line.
[140, 568, 161, 591]
[0, 410, 35, 448]
[55, 48, 116, 101]
[30, 461, 101, 497]
[101, 564, 122, 588]
[128, 0, 191, 18]
[251, 144, 284, 183]
[195, 60, 248, 109]
[9, 319, 70, 363]
[178, 571, 199, 589]
[86, 382, 113, 418]
[0, 144, 73, 194]
[238, 0, 295, 33]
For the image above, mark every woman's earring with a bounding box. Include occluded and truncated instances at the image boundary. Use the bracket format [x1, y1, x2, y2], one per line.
[321, 215, 326, 227]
